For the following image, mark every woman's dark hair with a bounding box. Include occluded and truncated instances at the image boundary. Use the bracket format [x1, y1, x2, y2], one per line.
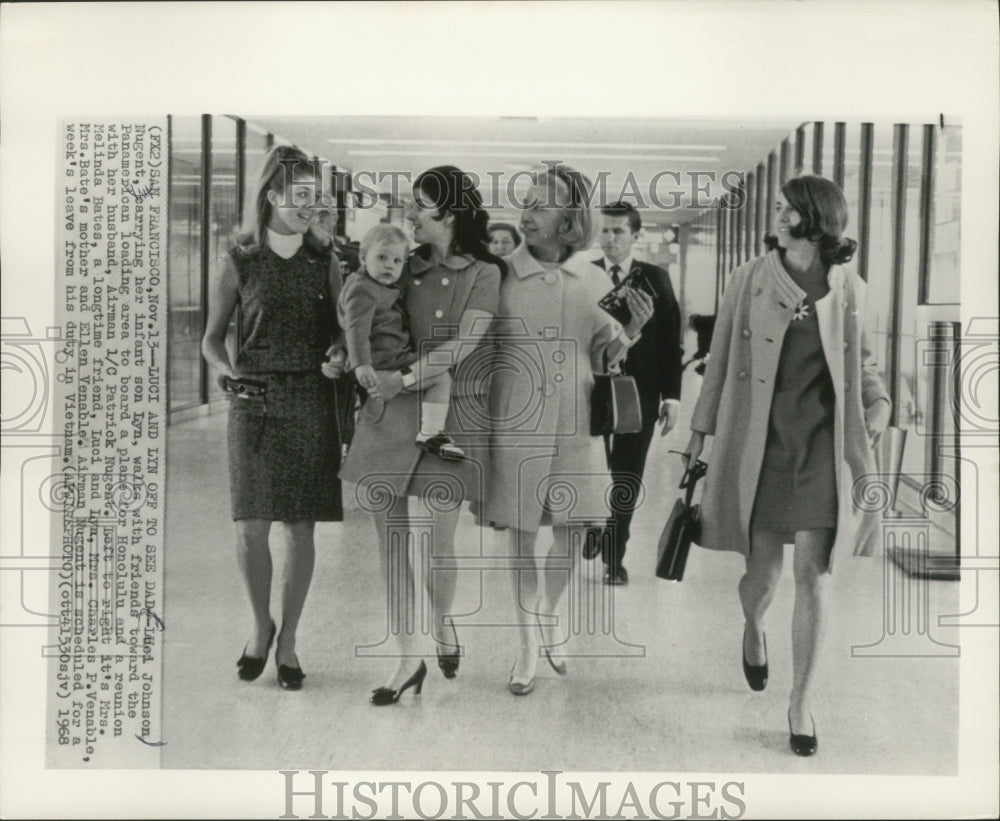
[488, 222, 522, 248]
[763, 174, 858, 265]
[412, 165, 507, 276]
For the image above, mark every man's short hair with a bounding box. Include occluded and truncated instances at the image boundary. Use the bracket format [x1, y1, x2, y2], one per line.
[600, 201, 641, 234]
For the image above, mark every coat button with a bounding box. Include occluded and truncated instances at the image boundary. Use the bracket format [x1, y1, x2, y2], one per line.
[843, 342, 849, 351]
[413, 278, 423, 285]
[742, 328, 751, 339]
[738, 371, 748, 380]
[441, 278, 449, 285]
[544, 272, 558, 284]
[435, 310, 444, 319]
[544, 384, 555, 397]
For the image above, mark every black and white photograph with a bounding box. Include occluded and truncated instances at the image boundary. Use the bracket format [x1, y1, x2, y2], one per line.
[1, 2, 997, 819]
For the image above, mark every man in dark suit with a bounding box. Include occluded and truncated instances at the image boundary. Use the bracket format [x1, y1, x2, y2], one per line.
[593, 202, 683, 585]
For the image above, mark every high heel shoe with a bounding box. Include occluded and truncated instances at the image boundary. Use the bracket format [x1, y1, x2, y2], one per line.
[237, 621, 276, 682]
[436, 620, 461, 679]
[277, 663, 306, 690]
[370, 661, 427, 706]
[507, 663, 535, 696]
[536, 611, 566, 676]
[788, 710, 818, 756]
[741, 625, 767, 691]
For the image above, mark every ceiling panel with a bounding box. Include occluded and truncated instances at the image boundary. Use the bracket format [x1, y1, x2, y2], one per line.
[244, 115, 801, 228]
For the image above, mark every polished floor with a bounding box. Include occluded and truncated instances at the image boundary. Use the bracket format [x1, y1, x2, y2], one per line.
[162, 369, 960, 774]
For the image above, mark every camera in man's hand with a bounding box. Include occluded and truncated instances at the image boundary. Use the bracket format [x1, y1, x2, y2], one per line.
[598, 269, 655, 326]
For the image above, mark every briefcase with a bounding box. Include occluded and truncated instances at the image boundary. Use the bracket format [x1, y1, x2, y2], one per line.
[590, 372, 642, 436]
[656, 459, 708, 582]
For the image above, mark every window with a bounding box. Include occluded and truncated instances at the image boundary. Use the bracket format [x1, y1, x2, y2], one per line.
[207, 116, 240, 402]
[896, 126, 925, 479]
[926, 125, 961, 305]
[167, 116, 204, 412]
[841, 123, 862, 247]
[865, 125, 895, 375]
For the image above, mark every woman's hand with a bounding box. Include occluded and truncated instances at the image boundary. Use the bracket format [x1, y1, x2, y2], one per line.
[321, 346, 347, 379]
[215, 368, 237, 392]
[623, 287, 654, 338]
[354, 364, 379, 393]
[865, 398, 891, 446]
[683, 431, 706, 466]
[374, 370, 405, 402]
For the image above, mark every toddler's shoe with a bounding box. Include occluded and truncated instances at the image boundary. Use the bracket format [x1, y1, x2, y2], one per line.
[417, 434, 465, 461]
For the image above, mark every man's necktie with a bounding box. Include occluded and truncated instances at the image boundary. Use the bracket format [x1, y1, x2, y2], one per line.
[609, 264, 622, 286]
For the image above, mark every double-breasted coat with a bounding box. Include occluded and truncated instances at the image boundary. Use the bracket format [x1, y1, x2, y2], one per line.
[690, 250, 891, 572]
[482, 244, 635, 533]
[339, 251, 501, 502]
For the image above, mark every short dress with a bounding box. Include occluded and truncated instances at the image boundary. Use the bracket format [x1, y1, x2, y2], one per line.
[752, 256, 838, 532]
[226, 244, 345, 522]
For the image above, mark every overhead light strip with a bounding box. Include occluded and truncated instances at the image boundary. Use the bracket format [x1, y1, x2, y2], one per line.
[330, 138, 726, 151]
[346, 149, 719, 162]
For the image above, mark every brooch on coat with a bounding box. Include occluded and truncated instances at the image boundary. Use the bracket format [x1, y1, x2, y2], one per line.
[792, 299, 811, 322]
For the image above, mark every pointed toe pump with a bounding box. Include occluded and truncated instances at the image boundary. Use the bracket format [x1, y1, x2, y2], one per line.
[237, 621, 276, 682]
[370, 661, 428, 706]
[741, 626, 768, 691]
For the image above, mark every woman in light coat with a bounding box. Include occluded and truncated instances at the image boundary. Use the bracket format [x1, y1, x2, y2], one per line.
[684, 175, 891, 755]
[483, 164, 653, 695]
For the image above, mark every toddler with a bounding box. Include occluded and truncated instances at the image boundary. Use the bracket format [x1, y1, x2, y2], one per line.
[337, 224, 463, 460]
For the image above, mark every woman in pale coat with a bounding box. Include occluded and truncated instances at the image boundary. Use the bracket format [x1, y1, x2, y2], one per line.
[684, 175, 891, 755]
[483, 164, 653, 695]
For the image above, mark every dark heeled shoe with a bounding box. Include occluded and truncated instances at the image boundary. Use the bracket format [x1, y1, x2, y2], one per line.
[742, 625, 767, 691]
[236, 621, 276, 682]
[536, 612, 566, 676]
[436, 621, 461, 679]
[277, 663, 306, 691]
[788, 710, 818, 756]
[370, 661, 427, 705]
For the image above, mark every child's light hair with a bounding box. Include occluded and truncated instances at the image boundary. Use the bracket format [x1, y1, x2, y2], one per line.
[360, 224, 410, 260]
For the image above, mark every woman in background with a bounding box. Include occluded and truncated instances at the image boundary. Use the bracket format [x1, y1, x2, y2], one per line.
[488, 222, 521, 257]
[202, 145, 345, 691]
[684, 175, 891, 755]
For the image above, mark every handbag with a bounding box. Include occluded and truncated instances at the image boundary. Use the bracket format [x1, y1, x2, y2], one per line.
[655, 459, 708, 582]
[590, 351, 642, 437]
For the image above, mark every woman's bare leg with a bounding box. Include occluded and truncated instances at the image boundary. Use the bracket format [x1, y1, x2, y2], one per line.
[507, 527, 541, 684]
[789, 528, 834, 733]
[275, 521, 316, 668]
[372, 495, 423, 690]
[739, 529, 786, 665]
[235, 519, 273, 656]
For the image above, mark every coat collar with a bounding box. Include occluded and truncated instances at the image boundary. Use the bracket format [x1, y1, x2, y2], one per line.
[763, 249, 847, 301]
[509, 244, 598, 280]
[408, 248, 475, 276]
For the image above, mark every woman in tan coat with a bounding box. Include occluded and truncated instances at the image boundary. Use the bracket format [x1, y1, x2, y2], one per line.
[685, 175, 891, 755]
[483, 164, 653, 695]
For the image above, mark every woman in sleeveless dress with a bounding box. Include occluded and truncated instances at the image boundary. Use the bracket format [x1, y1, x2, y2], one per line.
[202, 145, 345, 691]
